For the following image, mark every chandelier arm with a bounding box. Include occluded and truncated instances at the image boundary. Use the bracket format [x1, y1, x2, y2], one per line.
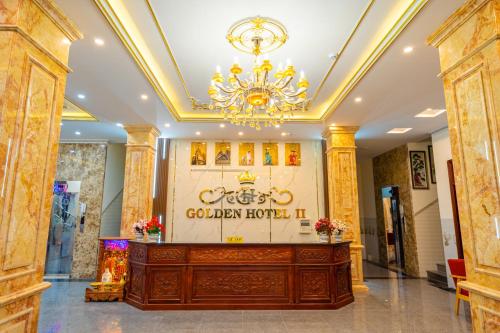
[214, 83, 238, 94]
[280, 88, 307, 98]
[220, 92, 244, 108]
[233, 75, 248, 89]
[276, 76, 294, 90]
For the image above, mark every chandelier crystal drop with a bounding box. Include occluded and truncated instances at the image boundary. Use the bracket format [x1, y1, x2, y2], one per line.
[208, 16, 309, 130]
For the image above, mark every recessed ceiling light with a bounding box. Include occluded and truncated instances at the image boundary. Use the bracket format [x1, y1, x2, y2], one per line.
[274, 124, 280, 128]
[75, 131, 81, 135]
[281, 132, 289, 136]
[403, 46, 414, 54]
[387, 128, 412, 134]
[415, 108, 446, 118]
[195, 131, 201, 136]
[219, 124, 226, 128]
[164, 123, 171, 128]
[354, 97, 362, 103]
[140, 94, 148, 100]
[238, 131, 244, 136]
[94, 38, 105, 46]
[60, 122, 63, 126]
[116, 123, 124, 127]
[77, 94, 85, 99]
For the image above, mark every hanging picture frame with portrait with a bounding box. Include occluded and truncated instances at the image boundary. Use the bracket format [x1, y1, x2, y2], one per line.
[409, 150, 429, 189]
[262, 143, 278, 166]
[215, 142, 231, 165]
[190, 142, 207, 166]
[239, 143, 254, 166]
[285, 143, 301, 166]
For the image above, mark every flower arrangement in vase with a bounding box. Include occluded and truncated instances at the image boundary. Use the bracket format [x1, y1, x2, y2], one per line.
[315, 218, 334, 243]
[331, 219, 348, 242]
[144, 216, 164, 242]
[132, 220, 146, 240]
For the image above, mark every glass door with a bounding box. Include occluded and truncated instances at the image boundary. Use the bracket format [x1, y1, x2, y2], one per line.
[44, 181, 81, 277]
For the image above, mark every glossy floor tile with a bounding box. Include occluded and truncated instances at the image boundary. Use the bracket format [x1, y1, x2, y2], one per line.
[38, 263, 472, 333]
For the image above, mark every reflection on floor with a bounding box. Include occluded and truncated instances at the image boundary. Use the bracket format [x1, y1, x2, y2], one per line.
[38, 262, 471, 333]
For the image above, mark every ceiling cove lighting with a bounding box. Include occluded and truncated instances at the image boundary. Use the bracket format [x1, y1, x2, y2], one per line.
[403, 46, 414, 54]
[415, 108, 446, 118]
[207, 16, 309, 130]
[387, 128, 412, 134]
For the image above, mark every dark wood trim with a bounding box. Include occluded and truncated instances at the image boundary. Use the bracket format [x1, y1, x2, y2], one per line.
[322, 139, 330, 218]
[152, 138, 170, 241]
[126, 242, 354, 310]
[447, 159, 464, 259]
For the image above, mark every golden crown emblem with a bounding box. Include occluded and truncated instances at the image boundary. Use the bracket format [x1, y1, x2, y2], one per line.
[238, 170, 256, 185]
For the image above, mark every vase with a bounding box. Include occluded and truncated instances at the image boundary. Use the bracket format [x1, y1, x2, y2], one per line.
[334, 233, 343, 242]
[148, 233, 160, 242]
[318, 232, 331, 243]
[135, 232, 144, 241]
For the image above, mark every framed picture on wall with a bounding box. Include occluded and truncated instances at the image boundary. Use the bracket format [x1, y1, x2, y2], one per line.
[285, 143, 301, 166]
[215, 142, 231, 165]
[428, 145, 436, 184]
[409, 150, 429, 189]
[239, 143, 254, 166]
[190, 142, 206, 165]
[262, 143, 278, 166]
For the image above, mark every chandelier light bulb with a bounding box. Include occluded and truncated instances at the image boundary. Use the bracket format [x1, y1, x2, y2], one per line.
[300, 70, 305, 79]
[277, 63, 283, 71]
[216, 65, 221, 73]
[286, 58, 292, 66]
[233, 57, 239, 65]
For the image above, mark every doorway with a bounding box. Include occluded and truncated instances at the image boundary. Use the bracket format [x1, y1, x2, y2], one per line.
[381, 186, 405, 271]
[44, 181, 81, 278]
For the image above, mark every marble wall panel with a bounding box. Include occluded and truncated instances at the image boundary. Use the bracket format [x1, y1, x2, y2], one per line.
[165, 140, 324, 243]
[372, 144, 420, 276]
[55, 144, 107, 279]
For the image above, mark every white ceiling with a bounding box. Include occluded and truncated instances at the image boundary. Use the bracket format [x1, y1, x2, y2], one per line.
[55, 0, 463, 157]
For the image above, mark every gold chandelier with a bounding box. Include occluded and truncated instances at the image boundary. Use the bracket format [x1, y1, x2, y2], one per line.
[207, 16, 309, 130]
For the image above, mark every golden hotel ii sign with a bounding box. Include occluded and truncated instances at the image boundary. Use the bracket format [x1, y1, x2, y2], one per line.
[186, 171, 307, 219]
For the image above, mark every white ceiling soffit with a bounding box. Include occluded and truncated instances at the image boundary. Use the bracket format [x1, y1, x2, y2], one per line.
[93, 0, 429, 122]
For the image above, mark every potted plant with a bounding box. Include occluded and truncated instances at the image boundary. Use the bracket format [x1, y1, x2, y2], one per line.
[315, 218, 334, 243]
[332, 219, 348, 242]
[132, 220, 146, 240]
[144, 216, 164, 242]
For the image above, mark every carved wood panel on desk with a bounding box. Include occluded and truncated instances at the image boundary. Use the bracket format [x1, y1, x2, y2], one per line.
[126, 242, 353, 310]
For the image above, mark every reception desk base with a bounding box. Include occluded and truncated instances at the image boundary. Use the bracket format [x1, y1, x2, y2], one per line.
[126, 242, 354, 310]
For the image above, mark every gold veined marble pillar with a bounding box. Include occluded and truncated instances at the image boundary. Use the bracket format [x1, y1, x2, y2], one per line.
[428, 0, 500, 331]
[322, 126, 368, 292]
[0, 1, 81, 331]
[121, 125, 160, 237]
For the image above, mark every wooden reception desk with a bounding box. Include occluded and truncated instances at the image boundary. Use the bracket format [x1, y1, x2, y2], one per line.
[126, 241, 354, 310]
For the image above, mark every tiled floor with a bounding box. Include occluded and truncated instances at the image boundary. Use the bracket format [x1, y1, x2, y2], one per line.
[38, 263, 472, 333]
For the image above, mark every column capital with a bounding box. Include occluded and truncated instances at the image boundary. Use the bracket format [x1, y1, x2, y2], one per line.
[123, 124, 160, 147]
[427, 0, 499, 75]
[322, 126, 359, 149]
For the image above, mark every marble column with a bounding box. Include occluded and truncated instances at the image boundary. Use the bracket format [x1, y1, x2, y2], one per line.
[120, 125, 160, 237]
[428, 0, 500, 331]
[322, 126, 368, 292]
[0, 1, 81, 331]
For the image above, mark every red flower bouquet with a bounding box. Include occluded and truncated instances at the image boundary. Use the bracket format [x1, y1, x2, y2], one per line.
[144, 216, 164, 235]
[315, 218, 334, 235]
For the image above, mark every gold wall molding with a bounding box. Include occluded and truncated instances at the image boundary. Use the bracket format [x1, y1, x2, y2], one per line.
[0, 282, 51, 307]
[94, 0, 428, 122]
